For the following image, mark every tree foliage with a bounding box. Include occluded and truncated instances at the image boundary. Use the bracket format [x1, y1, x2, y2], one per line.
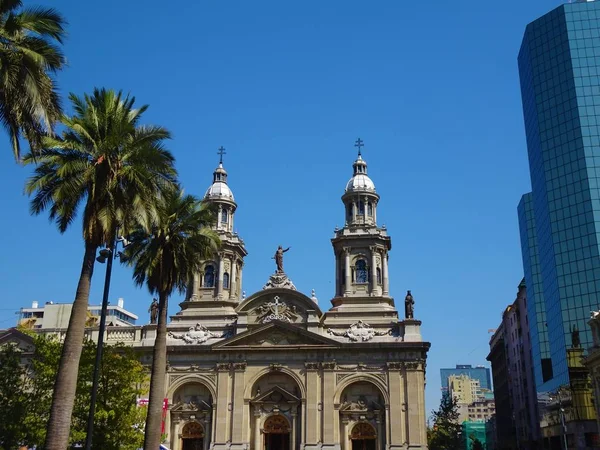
[471, 437, 485, 450]
[0, 0, 66, 160]
[0, 335, 148, 450]
[0, 342, 29, 449]
[24, 88, 176, 450]
[428, 394, 463, 450]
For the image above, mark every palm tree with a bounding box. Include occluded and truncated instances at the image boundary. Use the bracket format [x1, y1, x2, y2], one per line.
[123, 188, 220, 450]
[0, 0, 66, 160]
[24, 88, 177, 450]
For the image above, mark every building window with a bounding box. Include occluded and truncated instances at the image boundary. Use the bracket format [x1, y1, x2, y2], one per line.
[358, 201, 365, 215]
[347, 204, 353, 221]
[368, 202, 373, 216]
[223, 272, 230, 289]
[376, 267, 382, 284]
[355, 260, 368, 284]
[221, 209, 228, 224]
[203, 265, 215, 288]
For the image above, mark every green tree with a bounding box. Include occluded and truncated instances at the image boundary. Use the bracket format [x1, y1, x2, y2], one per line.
[21, 335, 147, 449]
[24, 88, 177, 450]
[429, 394, 462, 450]
[123, 188, 220, 450]
[0, 0, 66, 160]
[0, 342, 29, 449]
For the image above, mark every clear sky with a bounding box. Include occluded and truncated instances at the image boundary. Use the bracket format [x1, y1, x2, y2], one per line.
[0, 0, 565, 415]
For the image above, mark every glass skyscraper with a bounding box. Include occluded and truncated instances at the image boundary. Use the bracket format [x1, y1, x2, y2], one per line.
[518, 0, 600, 394]
[439, 365, 492, 393]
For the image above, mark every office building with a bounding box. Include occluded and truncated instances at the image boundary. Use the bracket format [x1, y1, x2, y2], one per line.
[518, 0, 600, 395]
[440, 365, 492, 394]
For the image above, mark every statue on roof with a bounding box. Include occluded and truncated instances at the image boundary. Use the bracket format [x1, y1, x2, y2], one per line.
[149, 298, 158, 324]
[405, 290, 414, 319]
[273, 245, 291, 273]
[572, 324, 581, 348]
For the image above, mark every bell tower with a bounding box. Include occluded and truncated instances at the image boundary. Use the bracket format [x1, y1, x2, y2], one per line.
[176, 147, 247, 323]
[329, 139, 396, 322]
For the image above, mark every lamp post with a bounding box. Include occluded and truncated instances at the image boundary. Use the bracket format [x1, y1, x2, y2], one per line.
[84, 231, 128, 450]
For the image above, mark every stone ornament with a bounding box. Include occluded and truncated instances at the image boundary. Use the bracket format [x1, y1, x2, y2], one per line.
[263, 272, 297, 290]
[169, 324, 218, 344]
[255, 296, 300, 323]
[327, 320, 391, 342]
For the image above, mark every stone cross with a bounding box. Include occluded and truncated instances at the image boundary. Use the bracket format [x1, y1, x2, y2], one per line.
[269, 296, 282, 315]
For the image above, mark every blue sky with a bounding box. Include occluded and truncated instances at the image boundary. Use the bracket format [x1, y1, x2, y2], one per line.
[0, 0, 564, 414]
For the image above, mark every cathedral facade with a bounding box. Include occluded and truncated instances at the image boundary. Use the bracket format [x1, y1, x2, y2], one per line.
[132, 145, 431, 450]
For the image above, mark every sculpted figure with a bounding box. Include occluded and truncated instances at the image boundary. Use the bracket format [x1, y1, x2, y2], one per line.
[405, 290, 414, 319]
[272, 245, 291, 273]
[149, 298, 159, 324]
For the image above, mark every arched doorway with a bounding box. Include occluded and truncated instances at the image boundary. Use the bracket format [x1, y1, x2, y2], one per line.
[181, 421, 204, 450]
[264, 415, 290, 450]
[350, 422, 377, 450]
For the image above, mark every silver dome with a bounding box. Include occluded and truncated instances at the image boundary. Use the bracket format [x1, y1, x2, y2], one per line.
[345, 174, 376, 192]
[205, 181, 234, 201]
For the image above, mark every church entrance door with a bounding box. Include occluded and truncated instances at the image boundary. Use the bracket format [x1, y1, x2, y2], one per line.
[181, 422, 204, 450]
[350, 423, 377, 450]
[263, 415, 290, 450]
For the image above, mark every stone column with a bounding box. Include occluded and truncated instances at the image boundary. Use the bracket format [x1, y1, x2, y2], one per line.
[305, 363, 320, 445]
[321, 362, 337, 445]
[291, 410, 298, 450]
[218, 254, 225, 297]
[335, 252, 341, 297]
[238, 262, 244, 298]
[387, 363, 405, 448]
[203, 418, 210, 450]
[373, 201, 377, 225]
[406, 363, 427, 447]
[230, 258, 237, 299]
[344, 248, 351, 296]
[382, 251, 389, 296]
[370, 246, 378, 296]
[352, 200, 357, 223]
[217, 205, 222, 230]
[254, 407, 261, 450]
[215, 363, 232, 443]
[191, 273, 200, 300]
[231, 363, 247, 446]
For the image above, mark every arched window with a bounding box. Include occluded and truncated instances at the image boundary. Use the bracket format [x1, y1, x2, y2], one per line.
[367, 202, 373, 216]
[377, 267, 382, 284]
[223, 272, 230, 289]
[355, 260, 368, 284]
[347, 204, 353, 221]
[358, 201, 365, 215]
[221, 209, 228, 224]
[203, 265, 215, 288]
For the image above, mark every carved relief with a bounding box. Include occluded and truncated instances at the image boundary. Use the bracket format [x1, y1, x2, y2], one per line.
[327, 320, 392, 342]
[254, 296, 301, 323]
[169, 324, 218, 344]
[304, 362, 320, 371]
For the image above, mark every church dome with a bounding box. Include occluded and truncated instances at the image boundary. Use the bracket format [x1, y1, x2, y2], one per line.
[205, 162, 235, 201]
[345, 155, 376, 192]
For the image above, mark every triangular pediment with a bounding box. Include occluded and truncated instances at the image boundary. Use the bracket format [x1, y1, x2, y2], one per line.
[0, 328, 36, 354]
[212, 321, 340, 349]
[252, 385, 300, 404]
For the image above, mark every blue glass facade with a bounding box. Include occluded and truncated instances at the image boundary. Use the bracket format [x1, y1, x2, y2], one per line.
[518, 1, 600, 393]
[518, 193, 552, 388]
[439, 365, 492, 392]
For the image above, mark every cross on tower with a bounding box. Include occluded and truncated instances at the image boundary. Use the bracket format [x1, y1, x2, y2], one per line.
[217, 146, 226, 164]
[354, 138, 364, 156]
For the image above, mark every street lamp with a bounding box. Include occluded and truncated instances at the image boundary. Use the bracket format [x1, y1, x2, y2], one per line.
[84, 231, 128, 450]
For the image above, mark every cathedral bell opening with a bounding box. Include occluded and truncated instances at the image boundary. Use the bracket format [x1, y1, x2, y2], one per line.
[350, 422, 377, 450]
[181, 422, 204, 450]
[263, 415, 290, 450]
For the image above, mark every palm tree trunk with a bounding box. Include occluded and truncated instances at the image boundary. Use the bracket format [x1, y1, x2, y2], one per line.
[143, 291, 169, 450]
[45, 242, 97, 450]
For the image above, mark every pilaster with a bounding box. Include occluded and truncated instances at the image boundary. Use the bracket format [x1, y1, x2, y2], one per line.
[231, 362, 248, 449]
[305, 362, 321, 446]
[215, 363, 232, 444]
